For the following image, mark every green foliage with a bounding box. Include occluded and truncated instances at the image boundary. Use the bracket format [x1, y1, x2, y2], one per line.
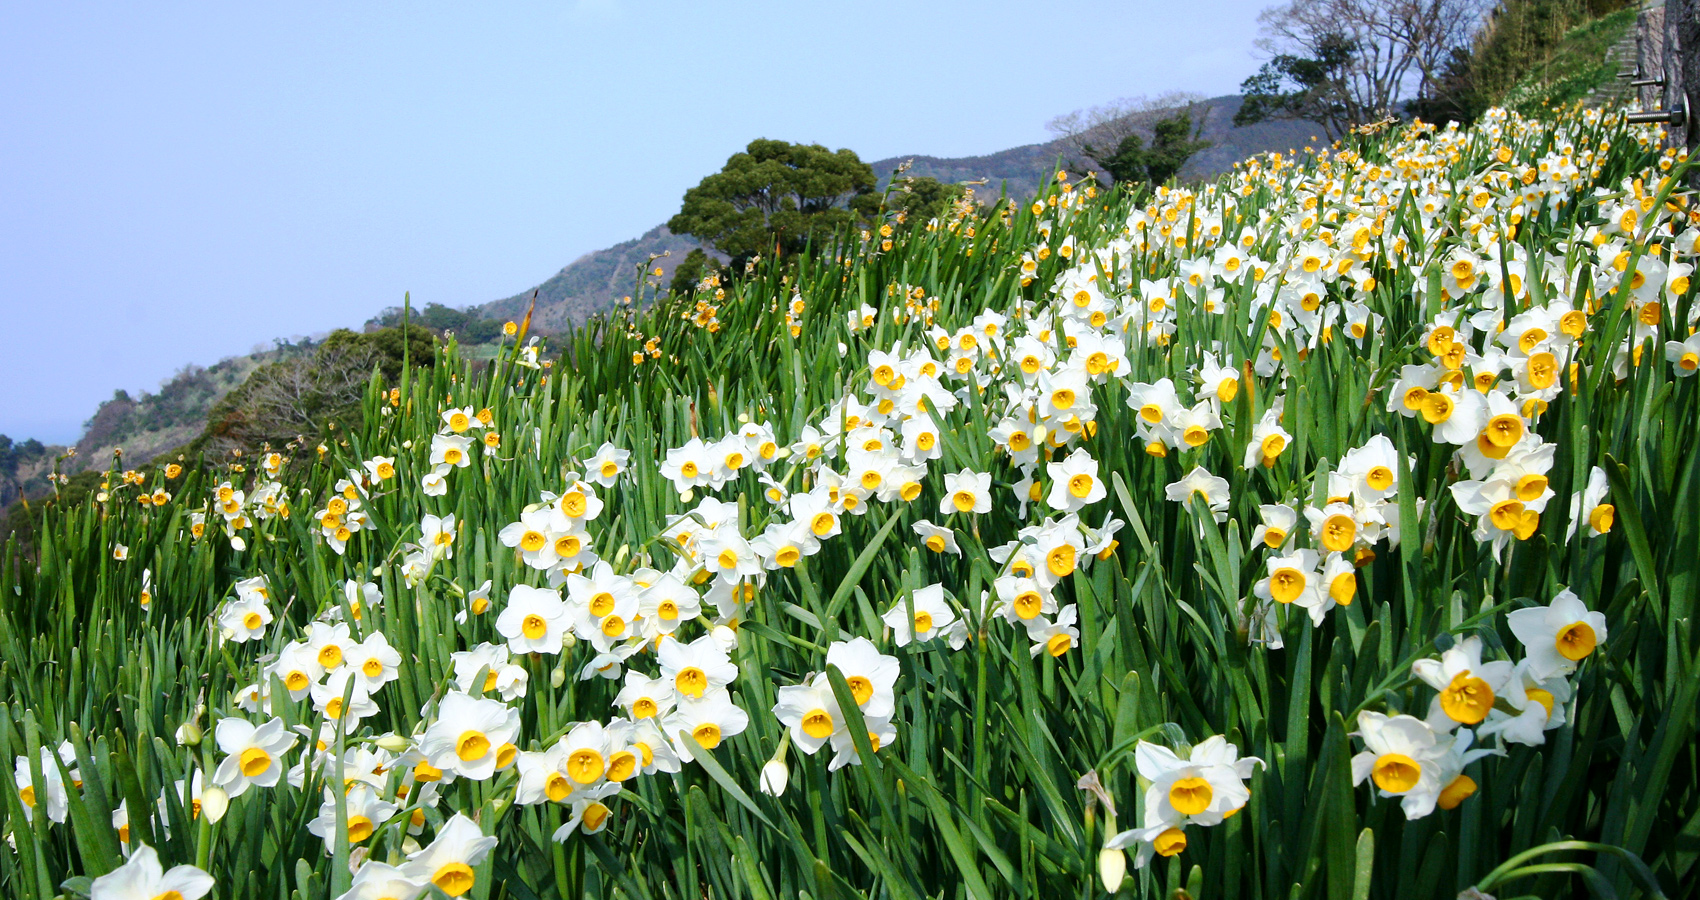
[194, 326, 436, 457]
[1500, 6, 1639, 114]
[370, 303, 505, 344]
[1439, 0, 1637, 121]
[1086, 111, 1213, 187]
[668, 138, 881, 270]
[1236, 33, 1358, 137]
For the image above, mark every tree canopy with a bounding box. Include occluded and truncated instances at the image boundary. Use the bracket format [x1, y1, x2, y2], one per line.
[667, 139, 880, 270]
[1084, 110, 1213, 187]
[1235, 32, 1360, 137]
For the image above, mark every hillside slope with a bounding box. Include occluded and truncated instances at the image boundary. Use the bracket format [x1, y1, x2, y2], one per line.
[475, 95, 1322, 331]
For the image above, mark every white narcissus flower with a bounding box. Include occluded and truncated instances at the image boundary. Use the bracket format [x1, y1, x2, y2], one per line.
[772, 677, 844, 755]
[1133, 735, 1263, 826]
[441, 405, 480, 433]
[1411, 636, 1515, 731]
[939, 468, 993, 515]
[585, 441, 632, 487]
[1479, 659, 1573, 747]
[1165, 466, 1230, 521]
[824, 637, 901, 719]
[307, 783, 397, 852]
[13, 747, 69, 824]
[657, 634, 740, 701]
[1337, 434, 1406, 503]
[211, 716, 296, 798]
[512, 745, 573, 807]
[1254, 549, 1322, 611]
[309, 670, 380, 726]
[881, 583, 964, 648]
[550, 783, 623, 842]
[1507, 588, 1607, 680]
[400, 812, 498, 898]
[332, 861, 426, 900]
[362, 455, 397, 483]
[828, 713, 897, 771]
[1252, 504, 1299, 550]
[217, 595, 272, 643]
[615, 670, 678, 722]
[348, 631, 402, 694]
[1666, 331, 1700, 375]
[90, 844, 214, 900]
[1350, 712, 1454, 819]
[421, 465, 450, 497]
[496, 584, 571, 655]
[1245, 416, 1293, 469]
[1045, 448, 1106, 512]
[451, 643, 529, 701]
[1024, 603, 1081, 657]
[665, 691, 751, 763]
[429, 433, 474, 469]
[420, 513, 457, 559]
[1565, 466, 1613, 539]
[659, 437, 714, 492]
[420, 692, 521, 781]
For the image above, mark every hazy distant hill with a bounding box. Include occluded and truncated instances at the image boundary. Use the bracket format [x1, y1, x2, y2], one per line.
[478, 96, 1321, 331]
[475, 224, 701, 333]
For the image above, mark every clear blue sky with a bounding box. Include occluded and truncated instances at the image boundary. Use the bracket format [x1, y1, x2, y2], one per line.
[0, 1, 1267, 445]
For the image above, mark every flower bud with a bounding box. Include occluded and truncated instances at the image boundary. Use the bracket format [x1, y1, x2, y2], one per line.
[760, 759, 789, 797]
[201, 785, 230, 824]
[550, 661, 567, 689]
[175, 723, 203, 747]
[374, 733, 411, 753]
[1098, 847, 1127, 893]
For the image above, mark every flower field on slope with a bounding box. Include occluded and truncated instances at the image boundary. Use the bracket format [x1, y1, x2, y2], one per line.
[4, 106, 1700, 900]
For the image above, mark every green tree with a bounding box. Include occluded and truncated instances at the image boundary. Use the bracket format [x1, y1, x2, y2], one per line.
[668, 248, 724, 296]
[1234, 32, 1359, 138]
[195, 325, 435, 457]
[668, 139, 880, 271]
[1082, 111, 1212, 187]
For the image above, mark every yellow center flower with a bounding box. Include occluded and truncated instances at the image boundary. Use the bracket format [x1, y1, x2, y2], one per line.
[1371, 753, 1421, 793]
[1168, 776, 1213, 815]
[1555, 621, 1597, 660]
[1440, 672, 1495, 724]
[433, 862, 476, 897]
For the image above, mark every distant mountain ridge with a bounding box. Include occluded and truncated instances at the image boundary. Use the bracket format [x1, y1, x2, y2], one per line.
[474, 95, 1321, 330]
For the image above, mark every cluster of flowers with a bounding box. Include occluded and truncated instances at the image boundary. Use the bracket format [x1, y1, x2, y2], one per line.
[68, 108, 1683, 893]
[1355, 589, 1607, 818]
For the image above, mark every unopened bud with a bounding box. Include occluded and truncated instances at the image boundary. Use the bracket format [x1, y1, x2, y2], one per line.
[550, 661, 567, 689]
[374, 733, 410, 753]
[201, 785, 230, 824]
[1031, 425, 1048, 445]
[175, 723, 203, 747]
[760, 758, 789, 797]
[679, 489, 694, 504]
[1098, 847, 1127, 893]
